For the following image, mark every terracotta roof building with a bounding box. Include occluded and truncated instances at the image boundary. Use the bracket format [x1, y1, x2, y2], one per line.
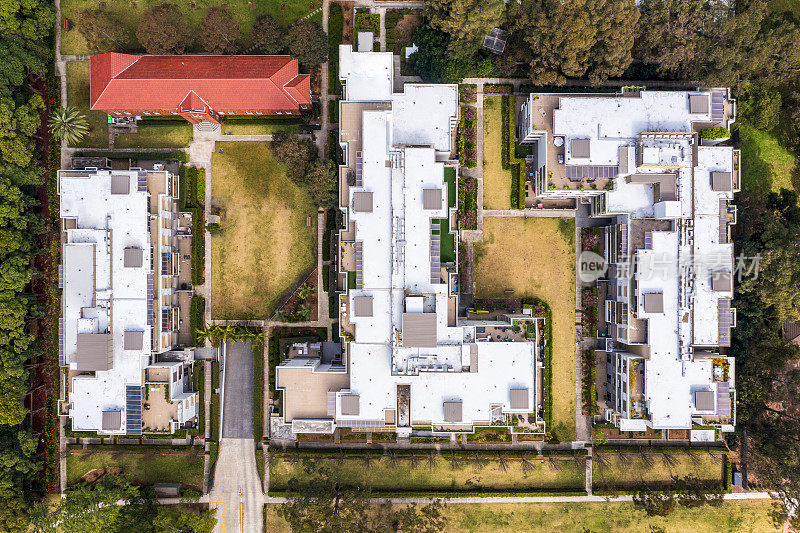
[90, 53, 311, 124]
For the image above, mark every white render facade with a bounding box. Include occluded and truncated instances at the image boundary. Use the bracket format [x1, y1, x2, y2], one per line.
[519, 90, 738, 432]
[59, 168, 198, 435]
[274, 46, 543, 436]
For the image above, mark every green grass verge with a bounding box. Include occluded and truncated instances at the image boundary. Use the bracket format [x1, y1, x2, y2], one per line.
[254, 342, 264, 441]
[67, 450, 203, 489]
[190, 295, 205, 347]
[220, 118, 301, 135]
[739, 122, 798, 197]
[65, 61, 108, 148]
[114, 119, 193, 148]
[193, 362, 205, 436]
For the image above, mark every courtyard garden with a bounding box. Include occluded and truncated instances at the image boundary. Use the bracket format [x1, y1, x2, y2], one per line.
[473, 217, 576, 440]
[209, 141, 316, 319]
[482, 96, 513, 209]
[65, 61, 108, 148]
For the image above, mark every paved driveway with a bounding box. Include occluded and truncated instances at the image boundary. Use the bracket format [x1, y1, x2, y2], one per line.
[222, 341, 253, 439]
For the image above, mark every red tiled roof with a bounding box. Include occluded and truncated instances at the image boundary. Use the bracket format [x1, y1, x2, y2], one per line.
[90, 53, 312, 112]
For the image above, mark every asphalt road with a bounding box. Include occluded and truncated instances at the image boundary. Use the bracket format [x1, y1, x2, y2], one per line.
[211, 341, 263, 533]
[222, 341, 253, 439]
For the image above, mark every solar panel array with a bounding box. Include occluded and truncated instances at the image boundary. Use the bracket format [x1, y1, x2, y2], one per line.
[125, 385, 142, 435]
[566, 165, 618, 180]
[719, 199, 729, 243]
[146, 273, 154, 326]
[58, 318, 65, 366]
[354, 241, 364, 289]
[430, 221, 441, 284]
[711, 92, 724, 122]
[718, 298, 731, 347]
[336, 419, 384, 428]
[137, 170, 147, 192]
[482, 27, 508, 55]
[355, 155, 363, 187]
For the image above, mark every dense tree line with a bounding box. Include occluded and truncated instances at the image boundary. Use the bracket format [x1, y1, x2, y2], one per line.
[0, 0, 57, 528]
[271, 131, 337, 208]
[80, 5, 328, 69]
[414, 0, 800, 86]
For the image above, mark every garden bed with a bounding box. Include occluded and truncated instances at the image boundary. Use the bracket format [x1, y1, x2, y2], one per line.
[458, 176, 478, 229]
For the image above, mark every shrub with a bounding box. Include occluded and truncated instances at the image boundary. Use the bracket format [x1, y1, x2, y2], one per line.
[189, 295, 205, 347]
[699, 127, 731, 139]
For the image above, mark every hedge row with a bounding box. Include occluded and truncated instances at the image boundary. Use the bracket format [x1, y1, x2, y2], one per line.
[328, 2, 344, 93]
[457, 176, 478, 230]
[191, 206, 205, 286]
[189, 295, 205, 347]
[271, 447, 586, 459]
[521, 297, 553, 435]
[501, 95, 526, 209]
[458, 106, 477, 168]
[268, 489, 589, 498]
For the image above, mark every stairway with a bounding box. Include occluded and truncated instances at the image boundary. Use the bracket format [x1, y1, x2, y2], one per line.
[195, 120, 219, 133]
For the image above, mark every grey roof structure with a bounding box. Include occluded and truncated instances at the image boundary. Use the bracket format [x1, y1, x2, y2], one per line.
[695, 389, 715, 411]
[443, 401, 462, 422]
[102, 410, 122, 431]
[353, 295, 373, 317]
[401, 313, 437, 347]
[509, 388, 529, 410]
[123, 247, 143, 268]
[110, 174, 130, 195]
[711, 271, 732, 292]
[689, 94, 710, 114]
[124, 330, 144, 351]
[643, 292, 664, 314]
[422, 188, 443, 210]
[352, 191, 373, 212]
[341, 395, 360, 415]
[571, 138, 591, 158]
[75, 333, 112, 371]
[711, 171, 732, 192]
[629, 173, 677, 202]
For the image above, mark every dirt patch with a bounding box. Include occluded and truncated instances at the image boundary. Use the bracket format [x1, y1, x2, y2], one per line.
[340, 1, 354, 44]
[82, 466, 124, 484]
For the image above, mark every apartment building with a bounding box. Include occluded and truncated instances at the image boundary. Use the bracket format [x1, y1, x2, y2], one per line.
[274, 46, 543, 437]
[59, 167, 198, 435]
[518, 89, 738, 433]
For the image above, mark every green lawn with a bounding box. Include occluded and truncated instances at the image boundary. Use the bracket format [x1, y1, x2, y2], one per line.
[474, 218, 576, 440]
[61, 0, 320, 55]
[67, 450, 204, 489]
[269, 453, 585, 493]
[482, 96, 513, 210]
[65, 61, 108, 148]
[219, 119, 301, 136]
[209, 141, 316, 319]
[114, 120, 194, 148]
[740, 123, 799, 198]
[593, 451, 725, 491]
[267, 500, 778, 533]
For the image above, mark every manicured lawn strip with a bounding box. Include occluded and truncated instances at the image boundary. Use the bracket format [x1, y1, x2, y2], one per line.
[114, 120, 193, 148]
[328, 2, 344, 92]
[65, 61, 108, 148]
[193, 362, 205, 436]
[192, 206, 205, 285]
[269, 454, 585, 492]
[739, 122, 798, 197]
[444, 166, 457, 208]
[220, 118, 301, 135]
[482, 96, 513, 209]
[209, 142, 316, 319]
[592, 451, 725, 491]
[474, 218, 576, 440]
[253, 340, 264, 441]
[501, 95, 526, 209]
[267, 500, 778, 533]
[60, 0, 314, 55]
[435, 217, 455, 264]
[211, 392, 220, 442]
[190, 295, 205, 347]
[67, 450, 204, 489]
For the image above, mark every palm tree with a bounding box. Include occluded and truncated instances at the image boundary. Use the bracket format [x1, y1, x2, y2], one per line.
[49, 106, 89, 145]
[497, 452, 509, 472]
[546, 456, 562, 471]
[195, 325, 213, 346]
[427, 451, 438, 471]
[472, 452, 487, 470]
[407, 453, 420, 470]
[387, 450, 399, 468]
[448, 451, 461, 471]
[521, 454, 534, 475]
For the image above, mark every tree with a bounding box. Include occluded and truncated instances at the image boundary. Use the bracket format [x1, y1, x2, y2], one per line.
[286, 20, 328, 68]
[0, 496, 29, 533]
[136, 3, 191, 54]
[672, 475, 724, 508]
[509, 0, 639, 85]
[76, 10, 128, 52]
[278, 462, 446, 531]
[271, 130, 316, 180]
[31, 475, 139, 533]
[632, 482, 675, 516]
[152, 507, 216, 533]
[198, 7, 241, 54]
[49, 106, 89, 146]
[739, 81, 782, 131]
[250, 15, 283, 54]
[0, 93, 44, 168]
[408, 23, 493, 83]
[304, 159, 337, 208]
[425, 0, 506, 59]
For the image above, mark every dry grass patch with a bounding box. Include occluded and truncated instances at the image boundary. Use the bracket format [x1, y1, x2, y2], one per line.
[209, 141, 316, 319]
[593, 451, 724, 490]
[482, 96, 513, 210]
[267, 499, 777, 533]
[474, 217, 576, 440]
